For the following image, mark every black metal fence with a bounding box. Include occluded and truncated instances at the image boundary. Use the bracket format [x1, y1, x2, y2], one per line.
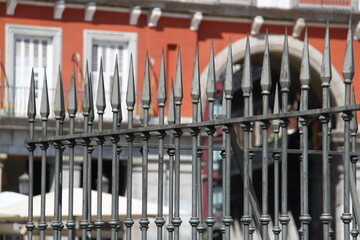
[25, 20, 360, 240]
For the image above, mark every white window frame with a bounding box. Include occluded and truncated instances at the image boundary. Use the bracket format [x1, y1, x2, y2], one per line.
[5, 24, 62, 116]
[84, 29, 137, 122]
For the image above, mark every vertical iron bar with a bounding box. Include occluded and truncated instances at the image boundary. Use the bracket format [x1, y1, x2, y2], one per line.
[260, 33, 271, 240]
[205, 43, 216, 240]
[197, 98, 206, 240]
[167, 83, 175, 240]
[341, 18, 354, 240]
[39, 68, 49, 240]
[140, 53, 151, 240]
[249, 94, 255, 240]
[223, 40, 234, 240]
[81, 63, 91, 240]
[53, 67, 65, 240]
[110, 58, 121, 240]
[241, 37, 252, 240]
[95, 60, 106, 240]
[299, 28, 312, 240]
[173, 48, 183, 240]
[190, 46, 200, 240]
[272, 84, 281, 240]
[350, 87, 359, 239]
[125, 55, 136, 240]
[26, 69, 36, 240]
[320, 22, 332, 240]
[279, 31, 291, 240]
[156, 50, 167, 240]
[87, 73, 95, 238]
[67, 68, 77, 240]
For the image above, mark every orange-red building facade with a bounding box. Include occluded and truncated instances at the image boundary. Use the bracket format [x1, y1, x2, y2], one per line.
[0, 2, 357, 118]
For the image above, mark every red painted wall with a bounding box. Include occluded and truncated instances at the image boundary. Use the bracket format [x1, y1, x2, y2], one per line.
[0, 2, 358, 118]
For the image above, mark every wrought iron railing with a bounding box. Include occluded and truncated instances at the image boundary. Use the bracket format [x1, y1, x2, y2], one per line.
[23, 20, 360, 240]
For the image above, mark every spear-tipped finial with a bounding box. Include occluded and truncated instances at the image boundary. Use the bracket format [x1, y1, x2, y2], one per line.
[272, 83, 280, 131]
[206, 42, 216, 101]
[142, 51, 151, 108]
[111, 56, 121, 111]
[351, 86, 358, 133]
[279, 29, 291, 93]
[157, 49, 167, 107]
[343, 17, 354, 81]
[54, 66, 65, 118]
[241, 36, 252, 95]
[174, 47, 183, 105]
[82, 61, 91, 114]
[68, 66, 77, 116]
[168, 81, 175, 124]
[191, 45, 200, 103]
[96, 58, 106, 113]
[321, 22, 332, 85]
[88, 73, 95, 123]
[224, 39, 234, 98]
[260, 33, 272, 95]
[300, 27, 310, 88]
[126, 54, 136, 110]
[27, 69, 36, 120]
[40, 68, 49, 119]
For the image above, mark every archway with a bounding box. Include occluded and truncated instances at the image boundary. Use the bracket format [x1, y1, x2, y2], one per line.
[200, 35, 345, 238]
[200, 35, 344, 116]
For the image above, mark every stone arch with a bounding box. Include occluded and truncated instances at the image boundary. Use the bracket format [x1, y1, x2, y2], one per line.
[200, 34, 344, 128]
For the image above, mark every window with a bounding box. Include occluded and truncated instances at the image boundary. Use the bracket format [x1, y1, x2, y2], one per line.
[84, 30, 137, 121]
[5, 24, 62, 117]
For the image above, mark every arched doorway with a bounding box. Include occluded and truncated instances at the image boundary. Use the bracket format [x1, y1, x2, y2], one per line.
[200, 35, 345, 238]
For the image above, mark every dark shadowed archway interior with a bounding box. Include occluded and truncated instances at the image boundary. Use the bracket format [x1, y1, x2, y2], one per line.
[211, 50, 340, 239]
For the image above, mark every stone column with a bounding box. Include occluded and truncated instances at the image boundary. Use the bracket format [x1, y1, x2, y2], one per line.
[50, 155, 82, 191]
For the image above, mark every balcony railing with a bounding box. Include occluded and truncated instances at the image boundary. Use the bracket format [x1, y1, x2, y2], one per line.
[296, 0, 357, 10]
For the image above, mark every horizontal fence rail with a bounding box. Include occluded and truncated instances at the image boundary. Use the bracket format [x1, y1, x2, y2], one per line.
[24, 20, 360, 240]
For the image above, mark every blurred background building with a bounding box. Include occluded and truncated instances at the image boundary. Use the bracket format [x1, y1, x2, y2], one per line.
[0, 0, 359, 239]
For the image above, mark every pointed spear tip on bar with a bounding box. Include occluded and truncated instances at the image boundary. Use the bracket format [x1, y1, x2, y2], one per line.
[88, 73, 95, 123]
[168, 81, 175, 124]
[241, 35, 252, 95]
[272, 83, 280, 130]
[342, 17, 354, 80]
[27, 69, 36, 120]
[96, 59, 106, 113]
[191, 45, 200, 102]
[40, 69, 50, 118]
[54, 67, 65, 118]
[206, 41, 216, 100]
[299, 27, 310, 87]
[260, 33, 271, 93]
[321, 22, 332, 83]
[142, 51, 151, 107]
[68, 67, 78, 116]
[126, 54, 136, 109]
[157, 50, 167, 106]
[279, 29, 291, 91]
[111, 56, 121, 110]
[273, 83, 280, 115]
[224, 40, 233, 97]
[174, 47, 183, 104]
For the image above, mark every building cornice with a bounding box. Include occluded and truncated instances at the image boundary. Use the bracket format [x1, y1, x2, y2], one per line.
[2, 0, 358, 28]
